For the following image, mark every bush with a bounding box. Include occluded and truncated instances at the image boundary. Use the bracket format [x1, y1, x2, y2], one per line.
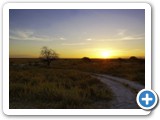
[82, 57, 92, 63]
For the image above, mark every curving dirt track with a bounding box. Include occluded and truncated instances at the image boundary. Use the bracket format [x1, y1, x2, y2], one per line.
[93, 74, 144, 109]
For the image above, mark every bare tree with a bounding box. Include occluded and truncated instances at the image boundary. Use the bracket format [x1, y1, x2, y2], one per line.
[40, 46, 59, 66]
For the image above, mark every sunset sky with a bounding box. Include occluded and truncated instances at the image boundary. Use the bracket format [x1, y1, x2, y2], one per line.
[9, 9, 145, 58]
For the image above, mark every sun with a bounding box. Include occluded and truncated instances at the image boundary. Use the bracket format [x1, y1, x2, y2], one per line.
[101, 51, 110, 58]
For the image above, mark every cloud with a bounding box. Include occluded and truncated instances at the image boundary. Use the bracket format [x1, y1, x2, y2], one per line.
[10, 30, 52, 41]
[95, 35, 144, 42]
[62, 42, 88, 46]
[86, 38, 92, 41]
[59, 37, 66, 40]
[115, 29, 144, 41]
[117, 29, 126, 36]
[119, 36, 144, 41]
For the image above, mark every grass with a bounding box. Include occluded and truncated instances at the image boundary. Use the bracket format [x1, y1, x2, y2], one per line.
[9, 58, 145, 109]
[52, 58, 145, 85]
[10, 66, 113, 109]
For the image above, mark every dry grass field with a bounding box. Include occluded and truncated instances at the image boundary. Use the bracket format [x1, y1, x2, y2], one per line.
[9, 58, 145, 109]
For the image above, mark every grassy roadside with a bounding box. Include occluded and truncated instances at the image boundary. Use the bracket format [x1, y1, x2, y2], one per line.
[10, 67, 113, 109]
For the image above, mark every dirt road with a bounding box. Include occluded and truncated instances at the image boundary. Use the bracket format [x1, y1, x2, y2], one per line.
[93, 74, 144, 109]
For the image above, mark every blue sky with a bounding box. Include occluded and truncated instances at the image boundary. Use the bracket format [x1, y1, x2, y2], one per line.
[9, 9, 145, 58]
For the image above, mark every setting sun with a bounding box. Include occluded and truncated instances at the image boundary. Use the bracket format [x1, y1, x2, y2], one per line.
[101, 51, 110, 58]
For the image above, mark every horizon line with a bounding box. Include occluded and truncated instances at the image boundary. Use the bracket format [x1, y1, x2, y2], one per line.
[9, 57, 145, 59]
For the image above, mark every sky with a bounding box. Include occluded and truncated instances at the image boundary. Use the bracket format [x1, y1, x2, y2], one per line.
[9, 9, 145, 58]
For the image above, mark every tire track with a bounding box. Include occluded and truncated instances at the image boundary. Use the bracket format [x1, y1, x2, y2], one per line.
[93, 74, 144, 109]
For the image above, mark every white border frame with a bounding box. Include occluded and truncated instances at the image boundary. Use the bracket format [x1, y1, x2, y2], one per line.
[3, 3, 151, 115]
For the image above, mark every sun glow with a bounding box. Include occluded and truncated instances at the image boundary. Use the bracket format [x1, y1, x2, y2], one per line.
[101, 51, 110, 58]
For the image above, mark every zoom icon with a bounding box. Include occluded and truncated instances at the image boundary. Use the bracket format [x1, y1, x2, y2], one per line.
[137, 89, 158, 110]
